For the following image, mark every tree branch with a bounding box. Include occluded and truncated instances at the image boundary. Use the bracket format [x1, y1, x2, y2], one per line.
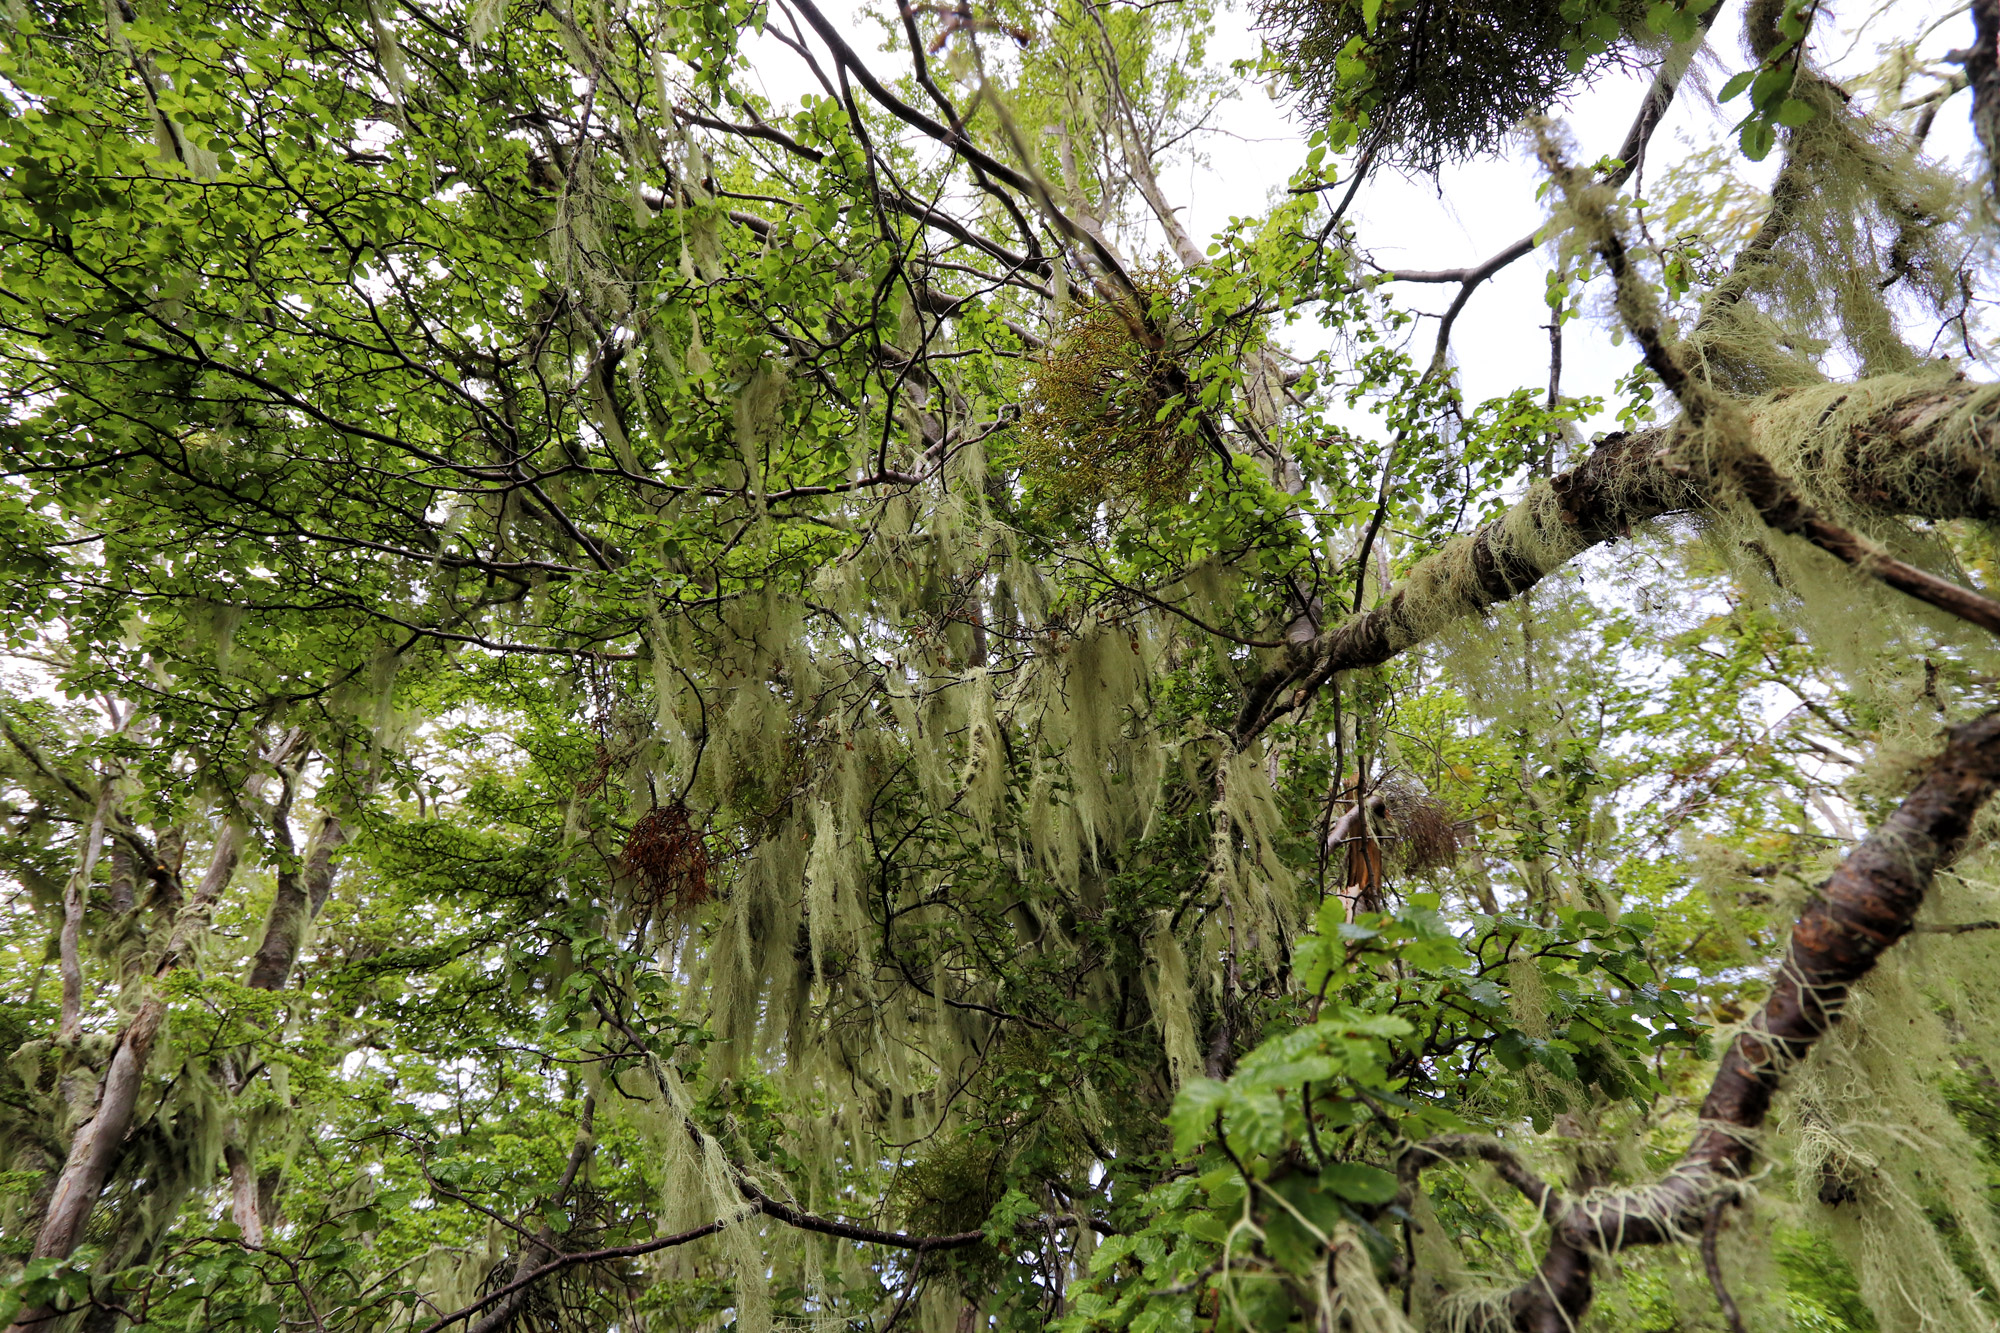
[1497, 708, 2000, 1329]
[1234, 376, 2000, 746]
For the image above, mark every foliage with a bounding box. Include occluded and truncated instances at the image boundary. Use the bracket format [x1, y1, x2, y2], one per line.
[0, 0, 1996, 1331]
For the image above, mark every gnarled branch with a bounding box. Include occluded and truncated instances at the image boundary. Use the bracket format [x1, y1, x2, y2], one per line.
[1403, 709, 2000, 1331]
[1235, 376, 2000, 745]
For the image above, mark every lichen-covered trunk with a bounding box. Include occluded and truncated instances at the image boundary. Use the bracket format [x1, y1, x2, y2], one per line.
[21, 997, 169, 1278]
[5, 809, 253, 1333]
[246, 813, 344, 993]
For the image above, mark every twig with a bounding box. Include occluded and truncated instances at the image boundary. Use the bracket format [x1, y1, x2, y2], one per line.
[1702, 1199, 1748, 1333]
[414, 1220, 732, 1333]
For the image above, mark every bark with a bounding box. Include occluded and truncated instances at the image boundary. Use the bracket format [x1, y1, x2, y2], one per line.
[1968, 0, 2000, 197]
[1585, 215, 2000, 638]
[104, 837, 136, 916]
[57, 788, 111, 1044]
[1236, 376, 2000, 744]
[1405, 709, 2000, 1332]
[246, 813, 344, 992]
[224, 1142, 265, 1248]
[6, 730, 297, 1333]
[226, 800, 343, 1258]
[22, 997, 170, 1275]
[24, 819, 246, 1273]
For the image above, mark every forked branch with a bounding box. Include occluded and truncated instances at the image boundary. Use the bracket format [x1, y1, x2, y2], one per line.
[1403, 709, 2000, 1331]
[1540, 142, 2000, 641]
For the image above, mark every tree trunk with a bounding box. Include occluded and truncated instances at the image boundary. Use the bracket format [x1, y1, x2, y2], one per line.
[246, 813, 344, 993]
[6, 743, 283, 1333]
[57, 788, 111, 1044]
[224, 1142, 266, 1248]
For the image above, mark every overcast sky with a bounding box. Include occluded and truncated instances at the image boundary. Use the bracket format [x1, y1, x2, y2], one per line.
[737, 0, 1985, 427]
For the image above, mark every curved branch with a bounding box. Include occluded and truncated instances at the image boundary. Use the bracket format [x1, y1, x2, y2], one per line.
[1397, 1135, 1563, 1224]
[414, 1219, 730, 1333]
[1234, 376, 2000, 745]
[1490, 709, 2000, 1330]
[415, 1180, 988, 1333]
[736, 1179, 986, 1251]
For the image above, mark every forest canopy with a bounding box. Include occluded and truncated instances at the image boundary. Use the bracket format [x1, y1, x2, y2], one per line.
[3, 0, 2000, 1330]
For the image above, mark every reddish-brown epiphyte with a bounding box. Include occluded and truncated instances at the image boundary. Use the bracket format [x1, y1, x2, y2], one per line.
[621, 801, 713, 917]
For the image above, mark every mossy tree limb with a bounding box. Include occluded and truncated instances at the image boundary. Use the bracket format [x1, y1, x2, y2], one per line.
[1236, 375, 2000, 744]
[1400, 707, 2000, 1332]
[1579, 201, 2000, 637]
[5, 731, 306, 1333]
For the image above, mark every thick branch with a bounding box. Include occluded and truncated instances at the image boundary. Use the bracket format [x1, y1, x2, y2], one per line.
[1403, 710, 2000, 1332]
[464, 1096, 598, 1333]
[415, 1176, 988, 1333]
[1578, 178, 2000, 640]
[246, 814, 345, 992]
[415, 1220, 730, 1333]
[57, 786, 111, 1043]
[1235, 376, 2000, 745]
[1963, 0, 2000, 194]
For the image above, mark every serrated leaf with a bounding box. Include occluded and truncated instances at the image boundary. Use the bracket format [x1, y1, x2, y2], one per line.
[1740, 118, 1777, 161]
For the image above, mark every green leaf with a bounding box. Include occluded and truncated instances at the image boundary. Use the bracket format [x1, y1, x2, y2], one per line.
[1494, 1030, 1533, 1070]
[1751, 67, 1793, 109]
[1321, 1162, 1399, 1204]
[1740, 118, 1778, 161]
[1718, 70, 1754, 102]
[1168, 1078, 1231, 1154]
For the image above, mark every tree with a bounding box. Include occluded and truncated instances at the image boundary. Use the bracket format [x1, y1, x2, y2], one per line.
[1, 0, 1999, 1329]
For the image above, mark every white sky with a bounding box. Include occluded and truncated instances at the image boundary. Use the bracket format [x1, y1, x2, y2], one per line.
[736, 0, 1984, 421]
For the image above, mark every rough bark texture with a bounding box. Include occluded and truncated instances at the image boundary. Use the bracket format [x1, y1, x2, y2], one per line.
[56, 793, 108, 1043]
[5, 814, 253, 1333]
[1236, 377, 2000, 743]
[1409, 709, 2000, 1332]
[1969, 0, 2000, 197]
[224, 1142, 266, 1248]
[104, 837, 136, 916]
[246, 814, 344, 992]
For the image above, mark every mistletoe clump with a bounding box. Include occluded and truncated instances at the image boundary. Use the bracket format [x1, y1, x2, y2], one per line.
[1259, 0, 1664, 169]
[1018, 273, 1207, 512]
